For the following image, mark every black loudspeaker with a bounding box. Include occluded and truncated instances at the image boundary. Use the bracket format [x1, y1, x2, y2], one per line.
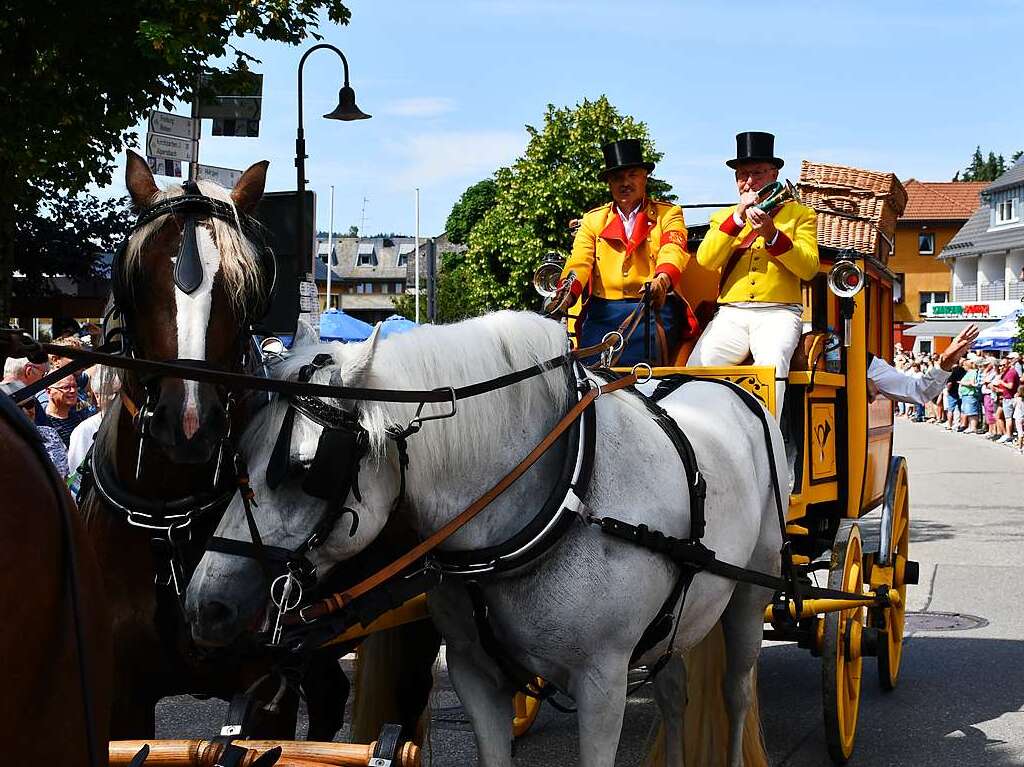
[251, 190, 316, 337]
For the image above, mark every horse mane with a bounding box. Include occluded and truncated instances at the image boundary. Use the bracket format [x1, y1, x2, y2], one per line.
[246, 312, 572, 491]
[121, 180, 265, 313]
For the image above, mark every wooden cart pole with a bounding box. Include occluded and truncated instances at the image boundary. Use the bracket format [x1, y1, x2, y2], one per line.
[108, 739, 420, 767]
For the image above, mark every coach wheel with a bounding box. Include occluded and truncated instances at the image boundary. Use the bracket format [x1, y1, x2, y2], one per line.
[822, 524, 865, 764]
[511, 680, 544, 738]
[875, 457, 911, 690]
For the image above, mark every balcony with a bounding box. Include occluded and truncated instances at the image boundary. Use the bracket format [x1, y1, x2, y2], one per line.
[1009, 280, 1024, 300]
[954, 283, 977, 301]
[980, 280, 1006, 301]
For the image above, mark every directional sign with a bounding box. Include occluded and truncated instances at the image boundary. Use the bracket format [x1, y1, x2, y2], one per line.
[198, 97, 262, 121]
[197, 164, 242, 189]
[198, 71, 263, 120]
[146, 133, 197, 163]
[147, 156, 182, 178]
[212, 117, 259, 138]
[148, 111, 198, 140]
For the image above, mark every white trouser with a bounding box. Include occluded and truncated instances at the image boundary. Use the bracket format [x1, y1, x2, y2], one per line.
[690, 304, 804, 421]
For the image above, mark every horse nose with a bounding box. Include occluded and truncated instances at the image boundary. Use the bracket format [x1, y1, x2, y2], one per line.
[191, 599, 241, 647]
[148, 398, 177, 444]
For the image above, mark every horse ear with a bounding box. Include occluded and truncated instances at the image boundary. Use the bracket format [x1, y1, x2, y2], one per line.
[292, 318, 319, 348]
[231, 160, 269, 214]
[343, 324, 382, 384]
[125, 151, 159, 209]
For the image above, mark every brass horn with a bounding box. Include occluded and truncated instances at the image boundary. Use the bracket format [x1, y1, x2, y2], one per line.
[755, 179, 801, 213]
[533, 253, 567, 298]
[827, 257, 865, 298]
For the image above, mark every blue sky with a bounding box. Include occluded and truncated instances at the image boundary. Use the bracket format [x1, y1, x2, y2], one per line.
[102, 0, 1024, 235]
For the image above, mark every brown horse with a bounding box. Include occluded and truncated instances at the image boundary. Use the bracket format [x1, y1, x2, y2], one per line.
[78, 153, 348, 740]
[0, 385, 111, 766]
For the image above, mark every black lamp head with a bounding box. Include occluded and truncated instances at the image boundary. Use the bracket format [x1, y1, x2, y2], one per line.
[324, 85, 371, 121]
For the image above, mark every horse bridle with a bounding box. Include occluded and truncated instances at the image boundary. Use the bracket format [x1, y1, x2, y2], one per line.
[105, 180, 277, 484]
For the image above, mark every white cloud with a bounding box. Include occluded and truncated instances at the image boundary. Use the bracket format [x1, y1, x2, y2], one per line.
[382, 97, 457, 118]
[390, 130, 523, 187]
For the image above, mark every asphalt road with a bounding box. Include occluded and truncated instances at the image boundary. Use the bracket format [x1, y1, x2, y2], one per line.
[156, 419, 1024, 765]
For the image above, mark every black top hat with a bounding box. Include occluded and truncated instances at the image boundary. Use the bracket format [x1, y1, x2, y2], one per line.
[726, 131, 784, 170]
[597, 139, 655, 180]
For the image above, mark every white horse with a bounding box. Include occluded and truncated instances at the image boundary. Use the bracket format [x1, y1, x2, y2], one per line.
[185, 311, 783, 767]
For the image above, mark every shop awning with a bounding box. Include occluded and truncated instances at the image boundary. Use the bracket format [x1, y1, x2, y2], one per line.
[902, 319, 998, 337]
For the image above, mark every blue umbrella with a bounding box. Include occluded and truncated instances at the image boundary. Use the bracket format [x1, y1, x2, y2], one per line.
[378, 314, 419, 339]
[318, 308, 373, 342]
[973, 309, 1023, 352]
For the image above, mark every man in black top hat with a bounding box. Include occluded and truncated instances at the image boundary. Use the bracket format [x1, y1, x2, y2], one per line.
[549, 138, 697, 366]
[690, 131, 819, 419]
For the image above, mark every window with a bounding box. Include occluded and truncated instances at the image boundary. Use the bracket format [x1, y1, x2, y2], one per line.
[997, 198, 1017, 224]
[919, 291, 948, 316]
[363, 282, 374, 293]
[381, 283, 389, 294]
[893, 273, 905, 303]
[357, 243, 377, 266]
[918, 233, 934, 255]
[394, 282, 404, 294]
[397, 244, 414, 267]
[919, 339, 932, 354]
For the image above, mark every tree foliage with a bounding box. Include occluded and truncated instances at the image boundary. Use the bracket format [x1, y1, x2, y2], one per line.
[456, 97, 673, 312]
[14, 194, 133, 295]
[953, 146, 1022, 182]
[0, 0, 351, 322]
[444, 178, 497, 245]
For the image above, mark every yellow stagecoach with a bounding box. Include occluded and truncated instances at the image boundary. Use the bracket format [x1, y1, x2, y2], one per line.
[595, 160, 915, 764]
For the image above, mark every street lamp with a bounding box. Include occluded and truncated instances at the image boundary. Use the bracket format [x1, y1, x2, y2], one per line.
[295, 43, 370, 286]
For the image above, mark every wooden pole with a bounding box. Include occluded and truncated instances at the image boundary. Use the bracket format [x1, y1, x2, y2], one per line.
[108, 739, 420, 767]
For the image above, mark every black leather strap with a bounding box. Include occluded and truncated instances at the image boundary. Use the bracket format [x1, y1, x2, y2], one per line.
[370, 723, 404, 767]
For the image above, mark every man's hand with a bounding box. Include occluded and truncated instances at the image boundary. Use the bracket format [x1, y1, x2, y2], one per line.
[543, 280, 576, 317]
[647, 272, 672, 310]
[938, 324, 980, 371]
[747, 206, 777, 241]
[736, 190, 759, 221]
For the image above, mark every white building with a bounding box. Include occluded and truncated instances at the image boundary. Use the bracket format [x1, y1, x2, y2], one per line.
[939, 159, 1024, 305]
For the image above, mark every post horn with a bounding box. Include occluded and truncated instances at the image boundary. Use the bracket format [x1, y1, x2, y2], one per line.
[755, 179, 801, 213]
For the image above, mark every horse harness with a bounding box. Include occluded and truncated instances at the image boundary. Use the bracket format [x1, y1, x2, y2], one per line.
[78, 181, 277, 609]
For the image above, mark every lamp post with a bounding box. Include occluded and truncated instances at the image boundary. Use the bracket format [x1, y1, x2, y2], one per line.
[295, 43, 370, 284]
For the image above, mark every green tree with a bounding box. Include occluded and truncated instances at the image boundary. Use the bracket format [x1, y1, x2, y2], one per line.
[15, 193, 133, 296]
[459, 96, 673, 312]
[954, 146, 1019, 181]
[0, 0, 351, 324]
[445, 178, 497, 245]
[1013, 150, 1023, 164]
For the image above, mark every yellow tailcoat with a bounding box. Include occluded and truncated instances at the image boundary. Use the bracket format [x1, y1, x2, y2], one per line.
[696, 201, 819, 305]
[562, 199, 689, 300]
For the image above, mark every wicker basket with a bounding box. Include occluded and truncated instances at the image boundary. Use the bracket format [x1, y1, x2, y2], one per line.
[797, 161, 907, 260]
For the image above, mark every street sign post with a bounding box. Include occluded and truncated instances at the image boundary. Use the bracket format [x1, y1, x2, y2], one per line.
[148, 111, 198, 140]
[196, 164, 242, 188]
[146, 133, 197, 163]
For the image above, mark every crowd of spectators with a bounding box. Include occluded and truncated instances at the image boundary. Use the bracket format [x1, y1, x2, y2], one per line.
[1, 318, 118, 493]
[893, 345, 1024, 451]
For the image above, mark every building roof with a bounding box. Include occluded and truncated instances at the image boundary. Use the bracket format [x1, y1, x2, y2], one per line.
[983, 158, 1024, 195]
[939, 205, 1024, 259]
[315, 236, 431, 281]
[900, 180, 986, 221]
